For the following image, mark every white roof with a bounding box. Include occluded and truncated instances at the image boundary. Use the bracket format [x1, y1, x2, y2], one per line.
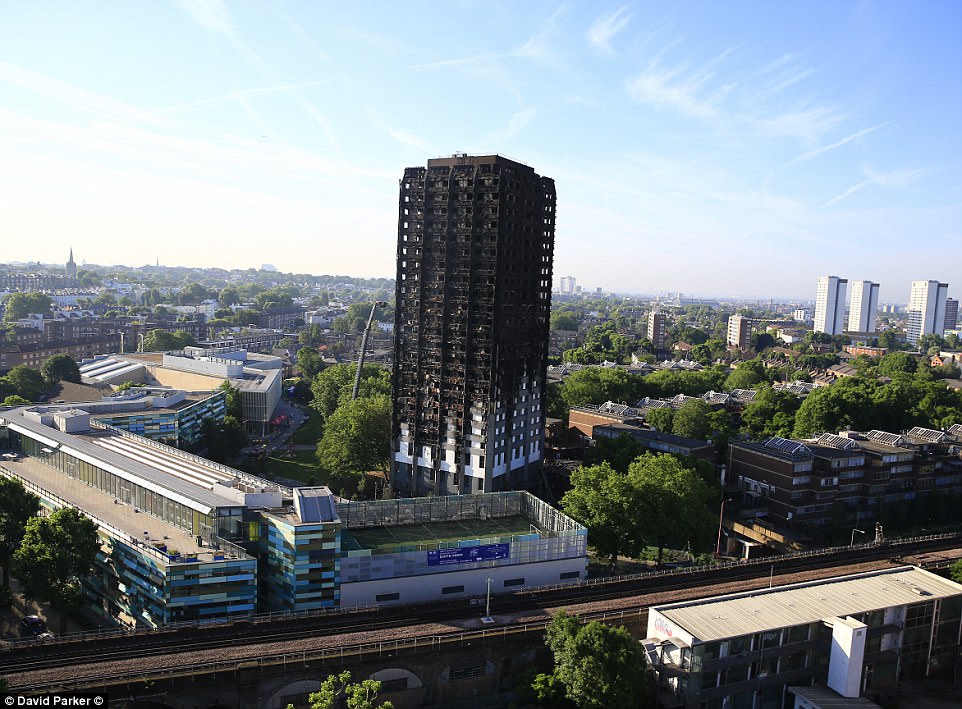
[654, 567, 962, 642]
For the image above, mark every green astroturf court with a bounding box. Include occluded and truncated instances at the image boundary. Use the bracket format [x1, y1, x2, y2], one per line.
[342, 515, 542, 552]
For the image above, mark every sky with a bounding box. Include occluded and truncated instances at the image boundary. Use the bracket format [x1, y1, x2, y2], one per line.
[1, 1, 960, 300]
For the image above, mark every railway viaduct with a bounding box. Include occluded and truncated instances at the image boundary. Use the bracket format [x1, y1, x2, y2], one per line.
[3, 537, 960, 709]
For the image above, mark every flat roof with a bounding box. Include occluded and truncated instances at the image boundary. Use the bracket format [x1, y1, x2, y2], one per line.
[787, 686, 881, 708]
[0, 456, 221, 562]
[654, 567, 962, 642]
[1, 407, 278, 513]
[343, 515, 542, 553]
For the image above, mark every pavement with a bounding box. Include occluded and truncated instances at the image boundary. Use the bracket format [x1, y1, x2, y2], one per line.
[0, 577, 91, 641]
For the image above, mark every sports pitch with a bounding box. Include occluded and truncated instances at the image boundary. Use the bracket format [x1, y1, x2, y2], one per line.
[342, 515, 541, 552]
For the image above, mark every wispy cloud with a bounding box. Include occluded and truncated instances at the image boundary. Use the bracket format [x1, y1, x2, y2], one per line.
[161, 82, 326, 113]
[386, 127, 439, 155]
[173, 0, 235, 36]
[626, 46, 739, 119]
[0, 62, 165, 127]
[817, 166, 931, 209]
[587, 7, 632, 54]
[489, 106, 537, 142]
[785, 122, 890, 167]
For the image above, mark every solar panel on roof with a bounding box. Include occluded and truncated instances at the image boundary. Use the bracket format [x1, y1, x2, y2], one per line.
[867, 430, 906, 447]
[764, 437, 811, 456]
[948, 424, 962, 437]
[907, 427, 945, 443]
[817, 433, 860, 450]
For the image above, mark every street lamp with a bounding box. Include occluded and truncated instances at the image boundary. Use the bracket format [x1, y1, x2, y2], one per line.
[715, 497, 734, 557]
[481, 577, 494, 624]
[850, 528, 866, 546]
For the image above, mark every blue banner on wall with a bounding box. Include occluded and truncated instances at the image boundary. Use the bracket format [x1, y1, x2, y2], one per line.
[427, 543, 510, 566]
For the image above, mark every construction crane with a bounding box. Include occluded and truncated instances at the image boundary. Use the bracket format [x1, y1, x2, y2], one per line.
[352, 300, 387, 399]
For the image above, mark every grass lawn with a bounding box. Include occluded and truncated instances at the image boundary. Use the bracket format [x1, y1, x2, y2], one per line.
[260, 448, 319, 484]
[291, 405, 323, 445]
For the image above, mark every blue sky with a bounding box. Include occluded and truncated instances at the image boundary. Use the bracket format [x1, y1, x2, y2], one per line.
[1, 1, 959, 300]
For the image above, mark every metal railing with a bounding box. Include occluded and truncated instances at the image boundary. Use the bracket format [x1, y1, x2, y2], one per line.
[14, 605, 649, 692]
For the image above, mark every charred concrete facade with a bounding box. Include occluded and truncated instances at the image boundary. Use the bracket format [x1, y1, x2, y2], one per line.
[392, 155, 555, 497]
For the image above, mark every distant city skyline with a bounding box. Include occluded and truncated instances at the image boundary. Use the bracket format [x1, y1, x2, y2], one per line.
[1, 2, 959, 298]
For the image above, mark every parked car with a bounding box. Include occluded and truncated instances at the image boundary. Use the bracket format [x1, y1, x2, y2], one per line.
[20, 615, 52, 639]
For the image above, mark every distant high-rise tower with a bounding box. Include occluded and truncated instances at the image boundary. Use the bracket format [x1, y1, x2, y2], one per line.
[847, 280, 879, 333]
[65, 248, 77, 282]
[559, 276, 576, 295]
[814, 276, 847, 336]
[727, 314, 753, 349]
[906, 280, 949, 345]
[944, 298, 958, 331]
[648, 311, 668, 352]
[392, 155, 556, 497]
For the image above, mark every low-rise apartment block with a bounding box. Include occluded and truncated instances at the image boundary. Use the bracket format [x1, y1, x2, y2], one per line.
[645, 567, 962, 709]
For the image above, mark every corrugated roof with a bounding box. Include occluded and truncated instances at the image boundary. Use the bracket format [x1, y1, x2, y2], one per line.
[656, 567, 962, 642]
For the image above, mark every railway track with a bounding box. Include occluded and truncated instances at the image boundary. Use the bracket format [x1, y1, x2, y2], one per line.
[2, 533, 958, 684]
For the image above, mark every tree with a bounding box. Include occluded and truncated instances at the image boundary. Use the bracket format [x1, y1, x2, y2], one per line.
[14, 507, 100, 633]
[2, 292, 52, 320]
[306, 670, 394, 709]
[950, 559, 962, 584]
[740, 385, 800, 439]
[645, 406, 674, 433]
[724, 360, 766, 390]
[1, 395, 30, 406]
[0, 477, 41, 592]
[316, 394, 391, 495]
[551, 312, 580, 331]
[218, 381, 244, 419]
[310, 363, 389, 423]
[628, 453, 716, 565]
[538, 610, 651, 709]
[141, 329, 196, 352]
[876, 330, 902, 352]
[672, 399, 712, 440]
[93, 291, 117, 308]
[199, 415, 248, 463]
[560, 367, 634, 409]
[562, 462, 644, 566]
[218, 286, 240, 307]
[877, 351, 919, 377]
[2, 365, 47, 402]
[793, 379, 879, 437]
[583, 434, 645, 473]
[297, 347, 324, 380]
[41, 354, 81, 386]
[750, 332, 776, 352]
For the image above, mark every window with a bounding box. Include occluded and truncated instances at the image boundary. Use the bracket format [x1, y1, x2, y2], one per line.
[442, 585, 465, 594]
[376, 592, 400, 602]
[560, 571, 580, 580]
[504, 578, 525, 587]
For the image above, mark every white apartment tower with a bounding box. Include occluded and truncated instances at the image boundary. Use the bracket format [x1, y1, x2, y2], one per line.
[847, 280, 879, 333]
[906, 280, 949, 345]
[648, 311, 668, 352]
[814, 276, 848, 336]
[727, 314, 753, 349]
[559, 276, 576, 295]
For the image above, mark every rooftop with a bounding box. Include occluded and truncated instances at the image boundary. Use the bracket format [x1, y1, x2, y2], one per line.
[342, 515, 541, 554]
[0, 455, 241, 563]
[655, 567, 962, 642]
[1, 406, 285, 514]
